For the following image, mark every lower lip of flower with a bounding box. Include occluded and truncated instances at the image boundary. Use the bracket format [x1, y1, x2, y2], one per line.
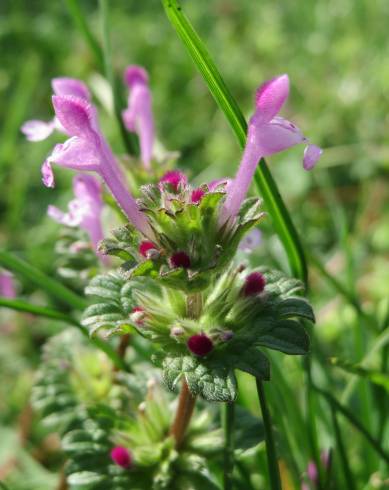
[187, 334, 213, 356]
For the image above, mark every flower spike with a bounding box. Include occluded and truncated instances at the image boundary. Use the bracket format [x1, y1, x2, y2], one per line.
[122, 65, 155, 170]
[222, 74, 322, 221]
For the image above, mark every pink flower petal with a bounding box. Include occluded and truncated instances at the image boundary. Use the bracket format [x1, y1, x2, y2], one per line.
[21, 120, 55, 141]
[41, 160, 55, 188]
[249, 116, 306, 156]
[52, 95, 96, 138]
[0, 272, 16, 299]
[255, 74, 290, 124]
[47, 204, 81, 227]
[208, 178, 232, 192]
[124, 65, 149, 87]
[123, 67, 154, 169]
[52, 78, 91, 100]
[303, 144, 322, 170]
[48, 138, 101, 172]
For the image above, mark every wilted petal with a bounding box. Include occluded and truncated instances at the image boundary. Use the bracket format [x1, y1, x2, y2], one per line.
[255, 74, 289, 124]
[41, 160, 55, 188]
[250, 116, 306, 156]
[48, 137, 101, 172]
[303, 144, 322, 170]
[52, 77, 90, 100]
[21, 119, 55, 141]
[52, 95, 96, 138]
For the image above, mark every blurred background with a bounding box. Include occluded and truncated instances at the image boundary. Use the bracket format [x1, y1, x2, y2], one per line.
[0, 0, 388, 488]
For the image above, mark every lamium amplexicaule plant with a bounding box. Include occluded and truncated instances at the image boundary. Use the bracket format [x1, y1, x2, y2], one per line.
[2, 2, 388, 490]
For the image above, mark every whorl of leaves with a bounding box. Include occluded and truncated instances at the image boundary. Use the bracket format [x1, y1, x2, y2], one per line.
[82, 272, 139, 337]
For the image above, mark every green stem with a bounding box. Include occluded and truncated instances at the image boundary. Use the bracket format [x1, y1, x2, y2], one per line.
[99, 0, 138, 156]
[0, 250, 86, 310]
[330, 407, 356, 490]
[0, 297, 76, 323]
[313, 384, 389, 464]
[222, 402, 235, 490]
[256, 379, 282, 490]
[65, 0, 104, 71]
[161, 0, 307, 286]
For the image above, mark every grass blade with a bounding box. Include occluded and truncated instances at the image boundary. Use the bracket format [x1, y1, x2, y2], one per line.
[161, 0, 307, 284]
[99, 0, 138, 156]
[256, 379, 282, 490]
[0, 297, 77, 323]
[313, 384, 389, 465]
[330, 408, 356, 490]
[65, 0, 104, 71]
[0, 250, 87, 311]
[222, 402, 235, 490]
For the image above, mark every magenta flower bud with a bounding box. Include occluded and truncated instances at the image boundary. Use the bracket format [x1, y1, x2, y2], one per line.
[139, 240, 157, 258]
[131, 306, 145, 326]
[160, 170, 187, 192]
[110, 446, 133, 468]
[243, 272, 266, 296]
[191, 188, 205, 204]
[187, 334, 213, 356]
[170, 251, 191, 269]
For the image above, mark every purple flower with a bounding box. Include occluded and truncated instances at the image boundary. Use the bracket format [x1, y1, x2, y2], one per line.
[48, 174, 107, 261]
[187, 334, 213, 356]
[0, 271, 16, 299]
[222, 75, 322, 220]
[122, 66, 155, 170]
[44, 94, 152, 237]
[21, 77, 91, 142]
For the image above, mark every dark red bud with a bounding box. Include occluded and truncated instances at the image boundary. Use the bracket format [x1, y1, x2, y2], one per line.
[170, 251, 191, 269]
[139, 241, 156, 258]
[110, 446, 133, 468]
[191, 188, 205, 204]
[160, 170, 187, 192]
[242, 272, 266, 296]
[187, 334, 213, 356]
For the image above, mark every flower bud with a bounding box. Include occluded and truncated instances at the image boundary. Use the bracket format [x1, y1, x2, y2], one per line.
[191, 188, 205, 204]
[131, 306, 145, 326]
[187, 334, 213, 356]
[110, 446, 133, 468]
[160, 170, 187, 192]
[170, 251, 191, 269]
[242, 272, 266, 296]
[139, 241, 157, 258]
[171, 325, 185, 337]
